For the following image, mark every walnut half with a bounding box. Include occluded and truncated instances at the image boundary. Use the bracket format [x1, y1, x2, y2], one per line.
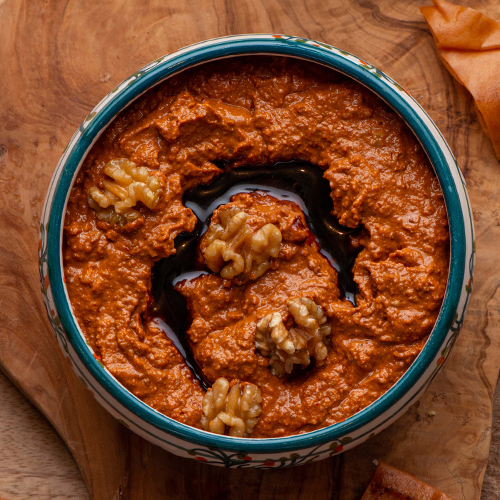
[88, 158, 161, 224]
[255, 298, 332, 377]
[201, 378, 262, 437]
[202, 207, 282, 280]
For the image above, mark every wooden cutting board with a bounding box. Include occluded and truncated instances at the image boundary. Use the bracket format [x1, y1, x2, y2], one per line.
[1, 0, 500, 499]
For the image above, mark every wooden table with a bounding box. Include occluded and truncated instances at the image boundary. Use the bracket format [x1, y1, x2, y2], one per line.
[2, 0, 500, 499]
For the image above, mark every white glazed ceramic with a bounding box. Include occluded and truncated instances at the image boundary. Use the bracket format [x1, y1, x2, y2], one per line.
[39, 34, 474, 468]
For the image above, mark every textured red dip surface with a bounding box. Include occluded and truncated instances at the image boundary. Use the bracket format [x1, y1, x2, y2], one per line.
[63, 57, 449, 437]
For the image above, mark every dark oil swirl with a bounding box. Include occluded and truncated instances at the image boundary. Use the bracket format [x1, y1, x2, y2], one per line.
[151, 161, 361, 389]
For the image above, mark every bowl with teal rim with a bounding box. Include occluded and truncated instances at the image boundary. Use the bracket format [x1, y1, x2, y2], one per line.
[39, 34, 474, 468]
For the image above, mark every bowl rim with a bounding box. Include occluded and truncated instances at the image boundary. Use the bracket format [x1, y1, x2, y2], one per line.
[45, 34, 470, 453]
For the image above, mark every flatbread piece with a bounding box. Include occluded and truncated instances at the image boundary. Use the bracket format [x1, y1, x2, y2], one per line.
[361, 462, 454, 500]
[421, 0, 500, 159]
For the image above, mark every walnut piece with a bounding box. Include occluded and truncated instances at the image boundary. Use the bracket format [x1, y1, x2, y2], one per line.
[202, 206, 282, 280]
[255, 298, 332, 377]
[201, 378, 262, 437]
[88, 158, 161, 224]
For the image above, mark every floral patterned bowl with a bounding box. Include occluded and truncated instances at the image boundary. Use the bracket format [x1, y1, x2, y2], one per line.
[39, 34, 474, 468]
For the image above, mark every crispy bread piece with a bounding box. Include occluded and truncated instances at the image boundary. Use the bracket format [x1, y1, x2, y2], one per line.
[361, 462, 454, 500]
[421, 0, 500, 159]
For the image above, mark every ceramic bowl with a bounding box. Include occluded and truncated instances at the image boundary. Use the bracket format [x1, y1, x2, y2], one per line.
[39, 34, 474, 468]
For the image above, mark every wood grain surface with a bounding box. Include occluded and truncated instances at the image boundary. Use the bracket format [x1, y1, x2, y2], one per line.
[1, 0, 500, 499]
[482, 378, 500, 499]
[0, 371, 89, 500]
